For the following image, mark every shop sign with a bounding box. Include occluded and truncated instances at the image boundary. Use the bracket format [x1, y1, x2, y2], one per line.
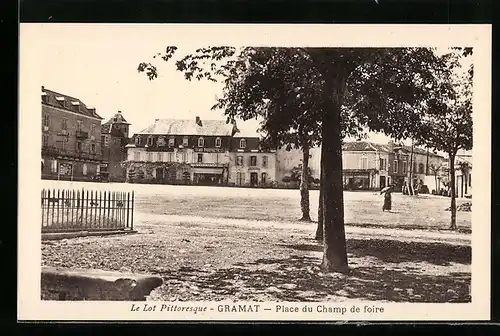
[194, 147, 226, 153]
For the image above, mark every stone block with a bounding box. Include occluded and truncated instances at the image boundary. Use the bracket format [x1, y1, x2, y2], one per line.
[41, 267, 163, 301]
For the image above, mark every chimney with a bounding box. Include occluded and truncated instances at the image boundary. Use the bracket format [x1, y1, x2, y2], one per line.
[118, 110, 122, 114]
[41, 85, 45, 91]
[195, 116, 202, 126]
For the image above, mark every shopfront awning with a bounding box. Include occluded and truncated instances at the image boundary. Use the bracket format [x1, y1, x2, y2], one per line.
[192, 168, 223, 175]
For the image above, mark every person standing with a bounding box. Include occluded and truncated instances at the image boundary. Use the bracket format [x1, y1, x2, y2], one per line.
[381, 184, 394, 212]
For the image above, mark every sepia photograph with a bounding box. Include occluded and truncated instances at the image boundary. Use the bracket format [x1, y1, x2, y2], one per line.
[18, 24, 491, 321]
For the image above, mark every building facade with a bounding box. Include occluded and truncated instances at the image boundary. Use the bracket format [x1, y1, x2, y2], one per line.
[41, 86, 105, 181]
[389, 142, 445, 192]
[341, 141, 392, 190]
[271, 140, 447, 191]
[454, 151, 472, 198]
[100, 111, 130, 182]
[229, 136, 277, 187]
[275, 146, 321, 184]
[125, 117, 277, 186]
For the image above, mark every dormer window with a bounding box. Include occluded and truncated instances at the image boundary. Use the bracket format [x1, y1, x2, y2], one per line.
[215, 137, 222, 148]
[157, 136, 166, 147]
[239, 139, 246, 149]
[168, 137, 175, 147]
[147, 136, 154, 146]
[198, 137, 204, 147]
[135, 136, 141, 146]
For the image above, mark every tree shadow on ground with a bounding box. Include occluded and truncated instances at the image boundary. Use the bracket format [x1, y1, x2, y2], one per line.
[345, 222, 472, 234]
[156, 238, 471, 302]
[283, 238, 471, 266]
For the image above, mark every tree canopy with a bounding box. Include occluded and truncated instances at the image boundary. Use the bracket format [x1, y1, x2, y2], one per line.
[137, 46, 468, 271]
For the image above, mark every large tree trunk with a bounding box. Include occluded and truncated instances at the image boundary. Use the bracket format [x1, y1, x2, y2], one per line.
[449, 153, 457, 230]
[315, 165, 324, 241]
[299, 143, 311, 221]
[320, 78, 349, 274]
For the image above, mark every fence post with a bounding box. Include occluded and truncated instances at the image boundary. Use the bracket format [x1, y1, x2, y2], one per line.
[41, 187, 136, 233]
[98, 191, 102, 229]
[126, 191, 130, 229]
[41, 189, 45, 230]
[131, 191, 134, 231]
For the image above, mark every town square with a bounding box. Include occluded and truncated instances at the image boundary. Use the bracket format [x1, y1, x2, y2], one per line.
[18, 24, 490, 321]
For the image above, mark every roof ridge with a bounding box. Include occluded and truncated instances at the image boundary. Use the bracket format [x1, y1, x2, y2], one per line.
[43, 89, 81, 103]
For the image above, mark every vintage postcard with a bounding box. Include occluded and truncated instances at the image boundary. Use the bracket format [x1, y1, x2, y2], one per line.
[18, 24, 491, 321]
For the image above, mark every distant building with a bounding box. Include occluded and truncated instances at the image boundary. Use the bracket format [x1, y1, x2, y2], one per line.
[100, 111, 130, 182]
[441, 150, 473, 198]
[229, 134, 277, 187]
[275, 146, 321, 184]
[342, 140, 445, 191]
[341, 141, 392, 190]
[125, 116, 277, 186]
[274, 140, 446, 191]
[41, 86, 105, 181]
[454, 150, 472, 198]
[389, 142, 445, 192]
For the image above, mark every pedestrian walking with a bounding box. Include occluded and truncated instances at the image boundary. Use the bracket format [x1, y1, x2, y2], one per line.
[380, 184, 394, 212]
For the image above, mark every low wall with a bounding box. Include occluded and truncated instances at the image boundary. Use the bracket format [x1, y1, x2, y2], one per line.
[42, 230, 137, 240]
[41, 267, 163, 301]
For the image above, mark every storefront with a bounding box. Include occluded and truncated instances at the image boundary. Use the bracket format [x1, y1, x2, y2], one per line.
[191, 164, 228, 186]
[342, 169, 377, 190]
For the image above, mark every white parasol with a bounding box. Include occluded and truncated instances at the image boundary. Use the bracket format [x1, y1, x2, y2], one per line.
[380, 186, 391, 194]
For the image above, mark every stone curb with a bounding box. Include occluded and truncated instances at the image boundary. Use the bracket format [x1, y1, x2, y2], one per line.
[41, 267, 163, 301]
[42, 230, 138, 241]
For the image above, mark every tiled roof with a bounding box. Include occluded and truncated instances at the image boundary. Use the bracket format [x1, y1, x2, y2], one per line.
[342, 141, 391, 152]
[395, 144, 443, 158]
[137, 118, 236, 136]
[104, 112, 130, 125]
[42, 87, 103, 120]
[342, 141, 444, 158]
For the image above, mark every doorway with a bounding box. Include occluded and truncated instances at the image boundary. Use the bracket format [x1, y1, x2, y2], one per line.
[250, 172, 258, 187]
[379, 176, 386, 189]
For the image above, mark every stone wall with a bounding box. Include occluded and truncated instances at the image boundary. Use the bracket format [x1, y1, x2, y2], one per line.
[41, 267, 163, 301]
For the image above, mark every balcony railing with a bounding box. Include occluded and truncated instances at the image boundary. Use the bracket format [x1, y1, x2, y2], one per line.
[75, 130, 89, 139]
[42, 146, 102, 161]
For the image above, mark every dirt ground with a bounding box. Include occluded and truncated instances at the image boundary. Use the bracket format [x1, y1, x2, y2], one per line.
[42, 213, 471, 303]
[42, 180, 472, 232]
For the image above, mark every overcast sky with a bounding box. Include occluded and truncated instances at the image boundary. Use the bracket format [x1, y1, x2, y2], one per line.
[36, 24, 470, 147]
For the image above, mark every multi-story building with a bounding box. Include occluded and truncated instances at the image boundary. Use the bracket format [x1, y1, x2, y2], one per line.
[341, 141, 392, 190]
[229, 132, 277, 187]
[452, 150, 473, 198]
[274, 140, 446, 191]
[125, 117, 277, 186]
[100, 111, 130, 182]
[275, 146, 321, 184]
[41, 86, 105, 181]
[389, 142, 445, 192]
